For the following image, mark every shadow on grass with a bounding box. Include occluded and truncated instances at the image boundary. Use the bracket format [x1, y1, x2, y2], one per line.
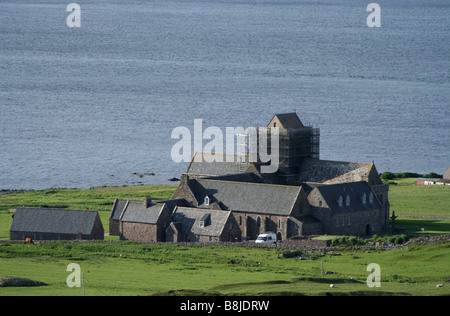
[396, 219, 450, 235]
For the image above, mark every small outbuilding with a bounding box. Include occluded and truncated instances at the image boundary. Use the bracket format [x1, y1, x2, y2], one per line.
[10, 207, 104, 241]
[117, 197, 188, 243]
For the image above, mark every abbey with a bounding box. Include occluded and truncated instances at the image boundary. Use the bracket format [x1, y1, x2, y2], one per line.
[110, 112, 390, 242]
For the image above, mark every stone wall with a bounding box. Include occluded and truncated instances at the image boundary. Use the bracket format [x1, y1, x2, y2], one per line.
[120, 222, 158, 243]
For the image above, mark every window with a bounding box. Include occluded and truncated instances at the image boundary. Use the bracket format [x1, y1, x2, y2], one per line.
[256, 216, 261, 228]
[239, 216, 242, 226]
[342, 216, 345, 226]
[273, 122, 277, 128]
[369, 193, 374, 204]
[346, 195, 350, 207]
[199, 213, 210, 228]
[319, 200, 322, 207]
[336, 216, 340, 227]
[338, 196, 344, 207]
[348, 215, 351, 226]
[278, 218, 281, 229]
[362, 193, 367, 204]
[204, 195, 210, 206]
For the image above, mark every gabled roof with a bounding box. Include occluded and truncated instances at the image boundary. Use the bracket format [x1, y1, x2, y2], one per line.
[110, 198, 133, 220]
[172, 206, 232, 237]
[185, 152, 253, 177]
[268, 113, 304, 129]
[120, 199, 188, 224]
[10, 208, 102, 235]
[120, 200, 163, 224]
[313, 181, 381, 214]
[190, 178, 302, 216]
[297, 159, 374, 184]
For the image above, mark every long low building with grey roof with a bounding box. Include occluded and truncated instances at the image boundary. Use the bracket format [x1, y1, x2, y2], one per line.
[10, 207, 104, 241]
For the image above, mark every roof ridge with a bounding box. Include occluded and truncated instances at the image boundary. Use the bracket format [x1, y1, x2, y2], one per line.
[196, 178, 302, 190]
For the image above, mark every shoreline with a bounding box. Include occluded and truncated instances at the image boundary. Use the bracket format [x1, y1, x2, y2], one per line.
[0, 183, 180, 195]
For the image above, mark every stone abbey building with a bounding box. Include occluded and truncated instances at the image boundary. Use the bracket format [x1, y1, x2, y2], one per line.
[110, 113, 390, 242]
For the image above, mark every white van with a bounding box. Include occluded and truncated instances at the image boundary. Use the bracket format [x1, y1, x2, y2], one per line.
[255, 232, 277, 244]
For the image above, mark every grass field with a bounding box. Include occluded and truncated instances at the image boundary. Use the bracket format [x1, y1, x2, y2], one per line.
[387, 178, 450, 218]
[0, 241, 449, 296]
[0, 178, 449, 296]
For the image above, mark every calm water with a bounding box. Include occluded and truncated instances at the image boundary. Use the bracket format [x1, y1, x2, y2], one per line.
[0, 0, 449, 190]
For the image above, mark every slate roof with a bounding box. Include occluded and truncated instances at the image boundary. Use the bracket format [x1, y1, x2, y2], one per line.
[190, 179, 302, 215]
[110, 198, 132, 220]
[120, 200, 163, 224]
[10, 208, 102, 235]
[186, 152, 253, 177]
[269, 113, 304, 129]
[314, 181, 381, 214]
[297, 159, 373, 184]
[119, 199, 188, 224]
[172, 207, 232, 237]
[203, 172, 264, 183]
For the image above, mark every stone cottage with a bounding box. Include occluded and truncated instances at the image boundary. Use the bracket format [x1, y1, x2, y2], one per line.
[117, 197, 188, 243]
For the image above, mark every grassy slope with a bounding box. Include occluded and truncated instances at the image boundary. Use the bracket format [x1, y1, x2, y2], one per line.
[0, 241, 449, 296]
[385, 178, 450, 235]
[387, 178, 450, 218]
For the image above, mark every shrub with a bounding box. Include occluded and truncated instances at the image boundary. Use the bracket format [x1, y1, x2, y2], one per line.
[400, 234, 410, 243]
[395, 236, 404, 244]
[423, 172, 442, 179]
[381, 172, 395, 180]
[395, 172, 422, 179]
[339, 237, 348, 246]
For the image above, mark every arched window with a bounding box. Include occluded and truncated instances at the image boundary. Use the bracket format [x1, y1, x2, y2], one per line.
[204, 195, 210, 206]
[338, 195, 344, 207]
[256, 216, 261, 228]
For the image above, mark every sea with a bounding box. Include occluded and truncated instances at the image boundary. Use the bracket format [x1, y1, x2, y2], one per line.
[0, 0, 449, 190]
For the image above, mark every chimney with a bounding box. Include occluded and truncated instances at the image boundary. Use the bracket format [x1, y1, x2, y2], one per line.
[144, 197, 152, 208]
[180, 174, 189, 186]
